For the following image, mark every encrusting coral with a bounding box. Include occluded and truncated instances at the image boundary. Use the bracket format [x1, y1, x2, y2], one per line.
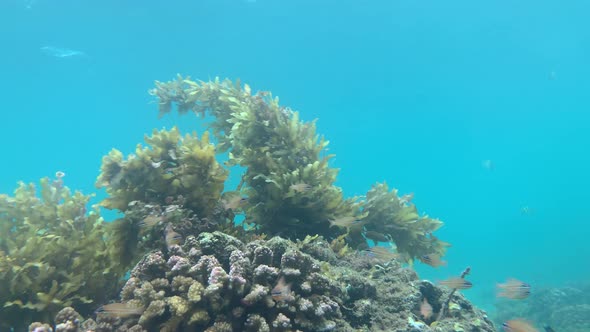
[0, 175, 124, 331]
[30, 232, 495, 332]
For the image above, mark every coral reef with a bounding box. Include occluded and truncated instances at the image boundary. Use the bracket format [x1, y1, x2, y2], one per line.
[4, 76, 481, 331]
[30, 232, 495, 332]
[494, 282, 590, 332]
[0, 175, 124, 331]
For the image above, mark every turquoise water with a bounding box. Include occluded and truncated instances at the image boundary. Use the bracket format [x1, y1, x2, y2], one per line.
[1, 0, 589, 316]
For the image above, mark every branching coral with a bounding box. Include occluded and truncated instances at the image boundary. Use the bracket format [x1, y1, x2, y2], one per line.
[149, 76, 360, 240]
[360, 182, 450, 261]
[0, 175, 124, 331]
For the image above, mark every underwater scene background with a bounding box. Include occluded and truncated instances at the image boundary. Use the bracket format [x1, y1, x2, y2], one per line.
[1, 0, 589, 331]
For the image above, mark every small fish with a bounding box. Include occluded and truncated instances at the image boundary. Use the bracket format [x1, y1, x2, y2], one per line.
[271, 276, 294, 302]
[222, 195, 248, 211]
[363, 246, 400, 262]
[420, 298, 433, 319]
[502, 319, 538, 332]
[420, 254, 447, 268]
[482, 159, 495, 171]
[138, 215, 162, 229]
[55, 171, 66, 178]
[289, 183, 312, 193]
[363, 231, 392, 245]
[151, 160, 163, 168]
[438, 277, 473, 290]
[329, 216, 365, 229]
[164, 224, 183, 248]
[520, 206, 534, 215]
[168, 149, 177, 160]
[97, 302, 145, 318]
[41, 46, 86, 58]
[543, 325, 555, 332]
[497, 278, 531, 300]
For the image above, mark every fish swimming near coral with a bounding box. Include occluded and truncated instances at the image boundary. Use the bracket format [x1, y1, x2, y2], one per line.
[138, 214, 163, 229]
[420, 298, 433, 319]
[502, 319, 538, 332]
[96, 302, 145, 318]
[363, 230, 392, 245]
[289, 182, 312, 193]
[222, 195, 248, 211]
[496, 278, 531, 300]
[164, 223, 183, 248]
[271, 276, 294, 302]
[328, 216, 365, 229]
[438, 277, 473, 290]
[363, 246, 400, 263]
[420, 254, 447, 268]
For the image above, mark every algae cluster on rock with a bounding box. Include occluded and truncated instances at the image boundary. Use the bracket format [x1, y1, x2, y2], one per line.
[96, 127, 235, 266]
[149, 76, 360, 240]
[0, 175, 124, 331]
[96, 126, 227, 217]
[149, 76, 450, 261]
[4, 76, 472, 331]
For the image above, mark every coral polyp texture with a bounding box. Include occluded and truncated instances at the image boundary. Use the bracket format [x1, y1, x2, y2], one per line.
[30, 232, 495, 332]
[0, 176, 124, 331]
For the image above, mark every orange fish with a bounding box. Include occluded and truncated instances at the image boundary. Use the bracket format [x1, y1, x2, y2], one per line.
[420, 298, 433, 319]
[420, 254, 447, 268]
[271, 276, 294, 302]
[97, 302, 144, 318]
[502, 319, 538, 332]
[438, 277, 472, 290]
[497, 278, 531, 300]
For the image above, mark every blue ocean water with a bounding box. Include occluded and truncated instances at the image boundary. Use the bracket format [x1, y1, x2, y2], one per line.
[1, 0, 588, 316]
